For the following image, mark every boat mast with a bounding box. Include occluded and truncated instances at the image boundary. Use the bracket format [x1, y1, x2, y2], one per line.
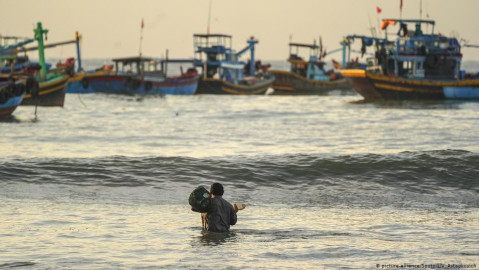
[33, 22, 48, 82]
[207, 0, 212, 34]
[139, 18, 144, 80]
[248, 38, 256, 77]
[399, 0, 403, 19]
[75, 31, 82, 72]
[139, 18, 144, 58]
[419, 0, 423, 19]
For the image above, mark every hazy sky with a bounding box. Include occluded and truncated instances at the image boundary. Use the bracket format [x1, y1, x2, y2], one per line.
[2, 0, 479, 62]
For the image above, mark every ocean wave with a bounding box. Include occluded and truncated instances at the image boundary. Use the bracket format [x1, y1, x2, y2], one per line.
[1, 150, 477, 192]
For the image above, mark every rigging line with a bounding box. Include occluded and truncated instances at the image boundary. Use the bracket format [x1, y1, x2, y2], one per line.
[76, 92, 87, 107]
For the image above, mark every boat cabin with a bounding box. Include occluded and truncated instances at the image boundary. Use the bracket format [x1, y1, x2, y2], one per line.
[193, 34, 235, 79]
[288, 42, 330, 81]
[220, 62, 245, 84]
[377, 19, 462, 80]
[113, 57, 154, 76]
[193, 33, 260, 81]
[113, 56, 197, 82]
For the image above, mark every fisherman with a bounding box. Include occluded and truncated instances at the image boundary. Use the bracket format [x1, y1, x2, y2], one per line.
[201, 183, 237, 233]
[414, 23, 423, 36]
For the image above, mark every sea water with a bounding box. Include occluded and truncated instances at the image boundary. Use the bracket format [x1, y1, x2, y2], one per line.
[1, 63, 479, 269]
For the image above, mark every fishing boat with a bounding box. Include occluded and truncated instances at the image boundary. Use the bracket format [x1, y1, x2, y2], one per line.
[443, 44, 479, 99]
[84, 57, 199, 95]
[193, 34, 274, 95]
[0, 23, 70, 106]
[22, 23, 69, 106]
[67, 65, 113, 94]
[0, 38, 36, 116]
[81, 17, 198, 96]
[0, 53, 67, 107]
[340, 19, 479, 100]
[62, 32, 115, 94]
[0, 75, 31, 119]
[269, 41, 351, 95]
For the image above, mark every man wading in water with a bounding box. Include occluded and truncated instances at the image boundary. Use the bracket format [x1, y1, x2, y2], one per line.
[201, 183, 237, 232]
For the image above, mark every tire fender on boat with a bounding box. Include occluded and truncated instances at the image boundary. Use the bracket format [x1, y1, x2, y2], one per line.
[31, 81, 40, 98]
[124, 77, 131, 86]
[26, 77, 35, 95]
[426, 54, 440, 68]
[0, 91, 6, 104]
[145, 81, 152, 91]
[81, 78, 89, 89]
[5, 84, 15, 98]
[131, 79, 141, 90]
[15, 83, 25, 96]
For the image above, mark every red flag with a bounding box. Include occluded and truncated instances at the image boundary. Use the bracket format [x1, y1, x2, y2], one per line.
[141, 18, 144, 29]
[376, 7, 382, 14]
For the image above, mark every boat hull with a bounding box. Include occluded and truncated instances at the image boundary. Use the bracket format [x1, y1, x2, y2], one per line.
[66, 70, 112, 94]
[443, 86, 479, 99]
[270, 70, 351, 95]
[0, 93, 25, 119]
[85, 75, 199, 95]
[341, 69, 479, 100]
[0, 78, 28, 119]
[195, 76, 274, 95]
[21, 75, 69, 107]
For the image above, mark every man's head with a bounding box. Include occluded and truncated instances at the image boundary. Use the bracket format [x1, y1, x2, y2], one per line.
[210, 183, 224, 196]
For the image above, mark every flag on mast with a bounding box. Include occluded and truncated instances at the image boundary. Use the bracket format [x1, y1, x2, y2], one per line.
[400, 0, 403, 11]
[141, 18, 144, 29]
[376, 7, 382, 14]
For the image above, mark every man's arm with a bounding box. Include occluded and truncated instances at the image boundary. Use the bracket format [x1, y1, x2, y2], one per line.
[230, 205, 237, 226]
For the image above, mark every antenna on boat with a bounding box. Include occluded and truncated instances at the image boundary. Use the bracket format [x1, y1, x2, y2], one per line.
[368, 14, 377, 38]
[207, 0, 212, 34]
[419, 0, 423, 19]
[139, 18, 144, 58]
[165, 49, 169, 76]
[399, 0, 403, 19]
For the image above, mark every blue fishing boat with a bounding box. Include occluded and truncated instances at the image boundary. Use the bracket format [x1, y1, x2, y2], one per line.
[62, 32, 116, 94]
[193, 34, 274, 95]
[340, 19, 479, 100]
[443, 44, 479, 100]
[66, 65, 113, 94]
[0, 76, 31, 119]
[0, 38, 36, 115]
[84, 57, 199, 95]
[270, 41, 351, 95]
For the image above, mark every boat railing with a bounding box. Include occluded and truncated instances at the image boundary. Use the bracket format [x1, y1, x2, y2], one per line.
[394, 36, 461, 56]
[365, 57, 382, 73]
[193, 34, 233, 55]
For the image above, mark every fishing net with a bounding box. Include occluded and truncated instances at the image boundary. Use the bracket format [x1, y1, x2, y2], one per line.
[188, 186, 210, 213]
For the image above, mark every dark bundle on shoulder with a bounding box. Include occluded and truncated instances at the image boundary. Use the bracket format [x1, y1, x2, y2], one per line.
[188, 186, 210, 212]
